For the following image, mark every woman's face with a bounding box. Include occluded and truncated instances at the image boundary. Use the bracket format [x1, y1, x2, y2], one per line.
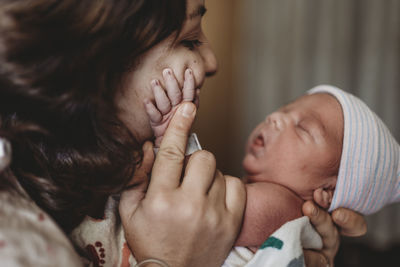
[116, 0, 217, 143]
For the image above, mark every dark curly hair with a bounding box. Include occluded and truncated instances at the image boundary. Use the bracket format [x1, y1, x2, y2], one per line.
[0, 0, 186, 232]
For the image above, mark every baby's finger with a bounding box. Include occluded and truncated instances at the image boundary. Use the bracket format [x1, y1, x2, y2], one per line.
[313, 188, 331, 209]
[163, 68, 182, 106]
[144, 99, 162, 123]
[183, 68, 195, 102]
[152, 79, 171, 114]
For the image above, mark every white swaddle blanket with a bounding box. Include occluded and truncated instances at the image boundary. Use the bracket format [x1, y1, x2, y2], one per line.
[223, 216, 322, 267]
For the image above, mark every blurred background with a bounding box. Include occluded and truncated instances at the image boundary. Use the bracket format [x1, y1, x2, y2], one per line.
[194, 0, 400, 266]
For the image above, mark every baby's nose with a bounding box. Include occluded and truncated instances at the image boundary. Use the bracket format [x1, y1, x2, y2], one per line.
[265, 112, 292, 130]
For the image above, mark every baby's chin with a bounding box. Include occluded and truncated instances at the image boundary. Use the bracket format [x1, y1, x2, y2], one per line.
[242, 153, 265, 178]
[242, 154, 256, 175]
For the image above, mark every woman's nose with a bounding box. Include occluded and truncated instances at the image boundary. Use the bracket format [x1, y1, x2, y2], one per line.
[199, 36, 218, 77]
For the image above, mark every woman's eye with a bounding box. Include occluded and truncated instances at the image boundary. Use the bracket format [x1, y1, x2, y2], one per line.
[181, 39, 203, 50]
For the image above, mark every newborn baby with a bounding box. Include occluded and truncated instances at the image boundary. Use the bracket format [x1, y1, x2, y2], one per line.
[146, 73, 400, 251]
[236, 90, 343, 249]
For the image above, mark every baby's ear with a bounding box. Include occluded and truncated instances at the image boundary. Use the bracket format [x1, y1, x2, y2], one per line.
[313, 175, 337, 208]
[313, 187, 335, 209]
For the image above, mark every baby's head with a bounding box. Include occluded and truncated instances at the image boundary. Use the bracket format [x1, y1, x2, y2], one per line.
[243, 90, 343, 201]
[244, 85, 400, 215]
[309, 86, 400, 214]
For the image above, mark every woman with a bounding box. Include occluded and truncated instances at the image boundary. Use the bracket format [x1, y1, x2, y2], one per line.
[0, 0, 366, 266]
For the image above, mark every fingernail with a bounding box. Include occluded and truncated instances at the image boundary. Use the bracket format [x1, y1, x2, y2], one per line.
[181, 102, 195, 118]
[143, 98, 150, 105]
[335, 210, 347, 223]
[163, 68, 171, 77]
[143, 141, 152, 151]
[311, 204, 318, 216]
[151, 79, 159, 87]
[322, 191, 329, 205]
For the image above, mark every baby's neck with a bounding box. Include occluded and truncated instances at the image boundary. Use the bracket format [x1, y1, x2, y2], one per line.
[243, 174, 309, 200]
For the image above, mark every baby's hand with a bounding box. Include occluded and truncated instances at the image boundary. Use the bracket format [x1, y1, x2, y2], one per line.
[144, 68, 197, 147]
[313, 188, 334, 209]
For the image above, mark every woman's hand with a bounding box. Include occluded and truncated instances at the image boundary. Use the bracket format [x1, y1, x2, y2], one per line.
[302, 201, 367, 267]
[119, 102, 246, 267]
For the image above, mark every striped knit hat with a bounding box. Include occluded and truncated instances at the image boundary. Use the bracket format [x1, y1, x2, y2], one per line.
[308, 85, 400, 215]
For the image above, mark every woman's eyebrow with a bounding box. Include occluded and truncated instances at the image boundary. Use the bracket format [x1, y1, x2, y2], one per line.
[188, 5, 207, 19]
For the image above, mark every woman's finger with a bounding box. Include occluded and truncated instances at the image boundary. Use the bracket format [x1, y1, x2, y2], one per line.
[149, 102, 196, 192]
[302, 201, 339, 266]
[302, 201, 337, 240]
[128, 141, 154, 186]
[303, 249, 329, 267]
[224, 175, 246, 220]
[181, 150, 217, 194]
[207, 170, 226, 204]
[332, 208, 367, 237]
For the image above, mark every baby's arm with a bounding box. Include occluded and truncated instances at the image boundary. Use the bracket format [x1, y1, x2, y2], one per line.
[144, 68, 197, 147]
[235, 182, 304, 250]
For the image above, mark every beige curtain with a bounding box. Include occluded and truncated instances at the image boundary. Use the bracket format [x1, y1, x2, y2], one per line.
[230, 0, 400, 248]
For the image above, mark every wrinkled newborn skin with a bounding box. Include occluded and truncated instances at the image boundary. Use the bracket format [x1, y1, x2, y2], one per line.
[235, 93, 343, 250]
[235, 182, 304, 250]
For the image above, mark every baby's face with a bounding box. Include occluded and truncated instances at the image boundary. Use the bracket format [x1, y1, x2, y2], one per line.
[243, 93, 343, 199]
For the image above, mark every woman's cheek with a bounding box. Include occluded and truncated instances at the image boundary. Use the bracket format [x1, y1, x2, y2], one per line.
[186, 56, 206, 87]
[167, 50, 206, 88]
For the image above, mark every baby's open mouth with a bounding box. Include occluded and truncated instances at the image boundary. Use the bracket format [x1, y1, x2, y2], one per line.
[254, 134, 265, 147]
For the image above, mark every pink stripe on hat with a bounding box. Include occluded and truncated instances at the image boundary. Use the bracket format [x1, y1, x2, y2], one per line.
[308, 85, 400, 215]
